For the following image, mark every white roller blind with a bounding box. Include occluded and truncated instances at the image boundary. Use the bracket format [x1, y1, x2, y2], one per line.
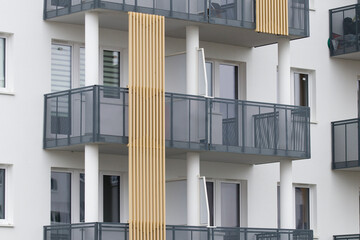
[51, 44, 72, 92]
[0, 38, 5, 88]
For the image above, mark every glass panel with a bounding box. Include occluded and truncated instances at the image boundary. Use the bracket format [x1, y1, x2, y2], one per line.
[219, 64, 237, 99]
[221, 182, 239, 227]
[0, 169, 5, 219]
[295, 187, 310, 229]
[206, 62, 213, 97]
[51, 44, 72, 92]
[79, 47, 85, 87]
[277, 185, 280, 228]
[103, 175, 120, 222]
[294, 73, 308, 107]
[0, 38, 5, 88]
[103, 50, 120, 87]
[80, 173, 85, 222]
[206, 182, 214, 226]
[51, 172, 71, 224]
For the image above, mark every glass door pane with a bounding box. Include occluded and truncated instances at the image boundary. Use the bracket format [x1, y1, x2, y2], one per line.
[0, 169, 4, 219]
[295, 187, 310, 229]
[221, 182, 240, 227]
[51, 172, 71, 224]
[206, 182, 214, 226]
[0, 38, 4, 88]
[103, 175, 120, 222]
[219, 64, 238, 99]
[51, 44, 72, 92]
[103, 50, 120, 87]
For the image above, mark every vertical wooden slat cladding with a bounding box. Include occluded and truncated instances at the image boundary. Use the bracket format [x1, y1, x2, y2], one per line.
[128, 12, 165, 240]
[255, 0, 288, 36]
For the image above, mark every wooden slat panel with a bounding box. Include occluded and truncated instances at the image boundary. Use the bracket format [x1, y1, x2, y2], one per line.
[255, 0, 288, 36]
[128, 12, 165, 240]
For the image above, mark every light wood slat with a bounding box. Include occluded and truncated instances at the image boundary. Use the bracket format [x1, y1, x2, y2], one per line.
[128, 12, 165, 240]
[255, 0, 288, 35]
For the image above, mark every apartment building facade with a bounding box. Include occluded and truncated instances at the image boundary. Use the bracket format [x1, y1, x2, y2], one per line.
[0, 0, 359, 240]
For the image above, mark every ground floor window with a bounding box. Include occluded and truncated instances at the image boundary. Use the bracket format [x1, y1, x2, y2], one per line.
[295, 187, 310, 229]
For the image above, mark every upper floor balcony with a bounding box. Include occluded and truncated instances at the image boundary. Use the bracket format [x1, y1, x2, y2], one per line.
[44, 0, 309, 47]
[332, 118, 360, 170]
[44, 85, 311, 164]
[329, 3, 360, 59]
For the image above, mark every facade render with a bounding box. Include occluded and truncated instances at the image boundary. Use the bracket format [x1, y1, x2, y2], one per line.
[1, 0, 360, 240]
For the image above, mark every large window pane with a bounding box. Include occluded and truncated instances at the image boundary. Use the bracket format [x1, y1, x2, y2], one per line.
[206, 182, 214, 226]
[206, 62, 213, 97]
[295, 187, 310, 229]
[221, 182, 240, 227]
[51, 172, 71, 224]
[219, 64, 238, 99]
[51, 44, 72, 92]
[0, 38, 5, 88]
[0, 169, 5, 219]
[103, 50, 120, 87]
[103, 175, 120, 222]
[80, 173, 85, 222]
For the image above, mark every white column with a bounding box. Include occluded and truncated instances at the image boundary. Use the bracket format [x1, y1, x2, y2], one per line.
[278, 37, 293, 229]
[84, 11, 100, 222]
[186, 26, 200, 226]
[277, 37, 291, 105]
[186, 25, 199, 95]
[280, 160, 293, 229]
[85, 12, 99, 86]
[187, 152, 200, 226]
[85, 144, 99, 222]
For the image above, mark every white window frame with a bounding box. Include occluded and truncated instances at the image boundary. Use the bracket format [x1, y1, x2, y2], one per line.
[0, 33, 14, 95]
[0, 165, 13, 227]
[100, 47, 123, 87]
[206, 59, 247, 100]
[99, 171, 127, 223]
[292, 184, 317, 233]
[290, 68, 316, 123]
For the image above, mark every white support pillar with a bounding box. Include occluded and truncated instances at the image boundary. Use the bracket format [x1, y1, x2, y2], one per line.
[84, 12, 100, 222]
[186, 25, 199, 95]
[187, 152, 200, 226]
[85, 144, 99, 222]
[280, 160, 293, 229]
[186, 26, 200, 226]
[85, 12, 99, 86]
[278, 37, 293, 229]
[277, 37, 291, 105]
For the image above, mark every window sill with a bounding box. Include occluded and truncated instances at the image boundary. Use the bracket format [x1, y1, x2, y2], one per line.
[310, 121, 318, 124]
[0, 222, 14, 228]
[0, 89, 15, 96]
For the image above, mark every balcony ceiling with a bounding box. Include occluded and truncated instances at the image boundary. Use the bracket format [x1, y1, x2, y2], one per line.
[333, 51, 360, 61]
[46, 9, 304, 48]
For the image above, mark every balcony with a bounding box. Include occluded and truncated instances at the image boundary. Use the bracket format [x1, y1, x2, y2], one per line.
[44, 85, 310, 163]
[44, 222, 314, 240]
[43, 0, 309, 47]
[332, 118, 360, 170]
[329, 4, 360, 59]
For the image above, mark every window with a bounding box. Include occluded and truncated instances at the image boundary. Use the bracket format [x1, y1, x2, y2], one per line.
[221, 182, 240, 227]
[0, 169, 5, 220]
[0, 38, 5, 88]
[51, 44, 72, 92]
[103, 50, 120, 88]
[103, 175, 120, 222]
[219, 64, 238, 100]
[205, 62, 213, 97]
[294, 73, 308, 107]
[295, 187, 310, 229]
[206, 181, 214, 226]
[51, 171, 71, 224]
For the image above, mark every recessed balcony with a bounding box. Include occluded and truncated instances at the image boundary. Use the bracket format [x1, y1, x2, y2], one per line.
[44, 85, 310, 164]
[332, 118, 360, 170]
[329, 3, 360, 59]
[44, 0, 309, 47]
[43, 222, 314, 240]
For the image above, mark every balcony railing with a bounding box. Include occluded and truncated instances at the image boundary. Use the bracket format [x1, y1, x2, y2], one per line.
[43, 222, 314, 240]
[44, 0, 309, 37]
[334, 234, 360, 240]
[44, 85, 310, 159]
[329, 4, 360, 57]
[332, 118, 360, 169]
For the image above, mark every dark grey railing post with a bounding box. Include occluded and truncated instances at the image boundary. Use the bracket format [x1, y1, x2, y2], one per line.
[123, 89, 126, 138]
[43, 226, 47, 240]
[285, 107, 288, 151]
[172, 226, 175, 240]
[80, 91, 83, 142]
[68, 90, 72, 145]
[95, 223, 99, 240]
[92, 85, 97, 142]
[170, 93, 174, 147]
[97, 86, 101, 141]
[205, 98, 209, 149]
[241, 102, 245, 152]
[209, 99, 213, 149]
[189, 99, 191, 148]
[331, 122, 335, 169]
[99, 223, 102, 240]
[274, 105, 278, 153]
[43, 95, 48, 148]
[345, 123, 348, 168]
[55, 96, 59, 145]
